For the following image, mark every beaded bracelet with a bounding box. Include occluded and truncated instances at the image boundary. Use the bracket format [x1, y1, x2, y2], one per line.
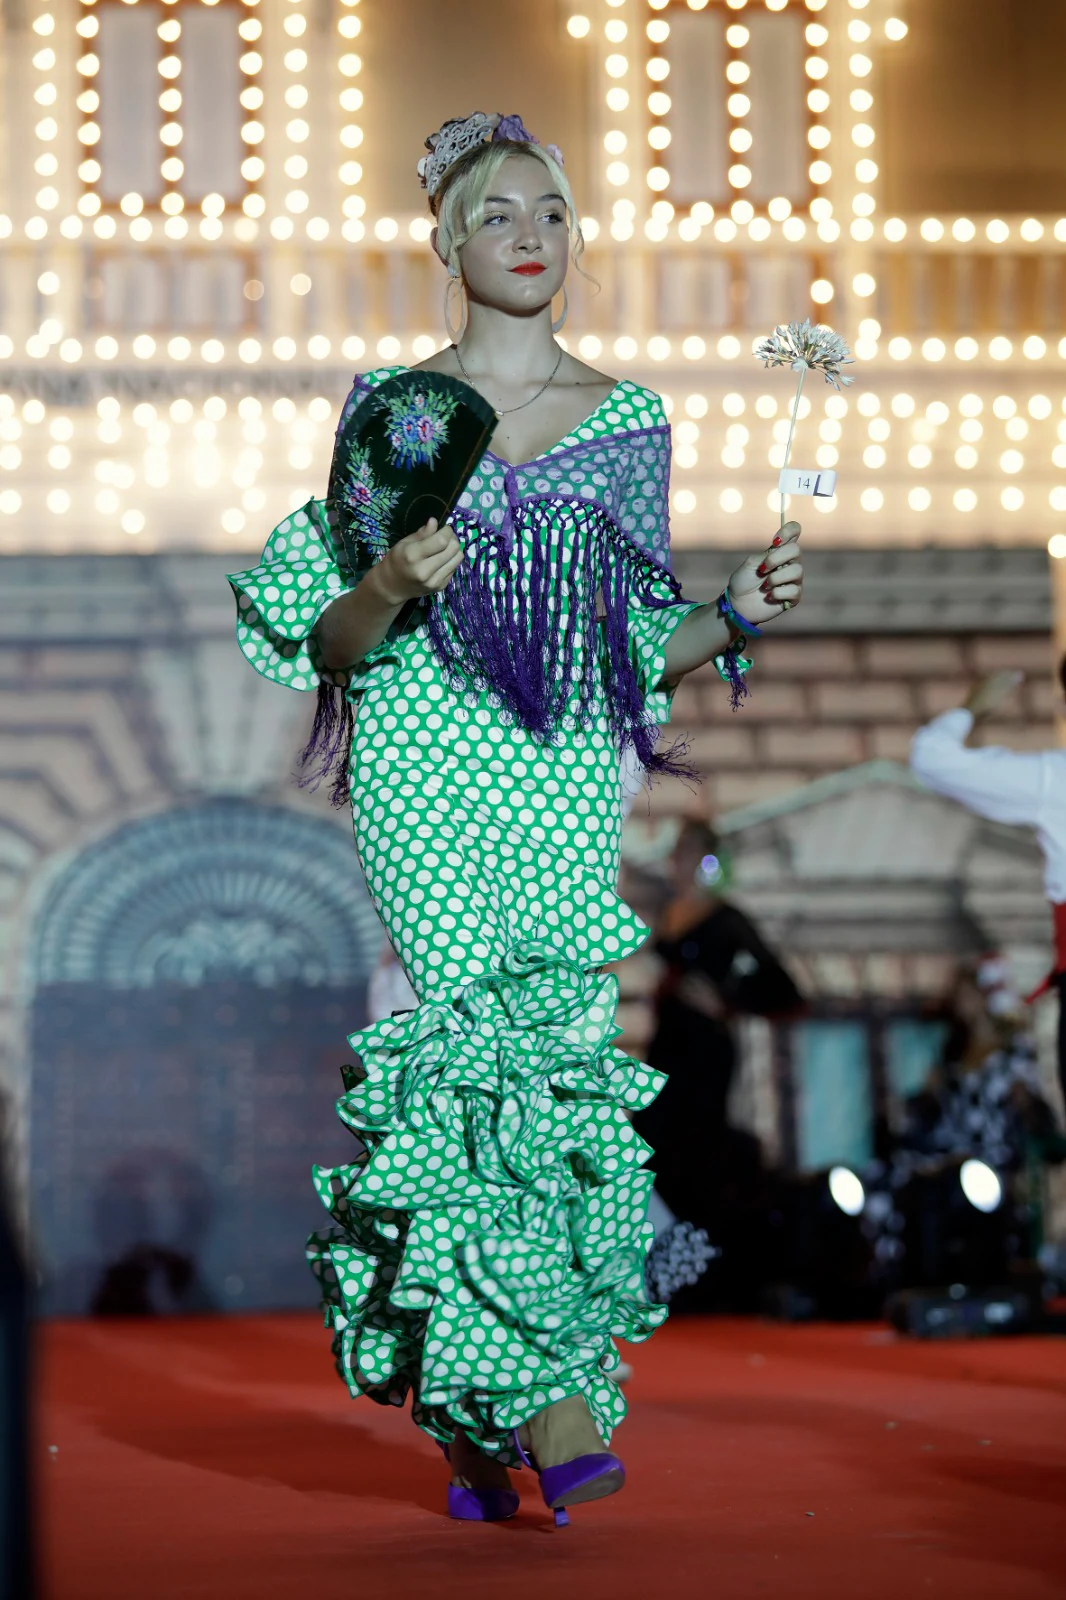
[713, 588, 762, 711]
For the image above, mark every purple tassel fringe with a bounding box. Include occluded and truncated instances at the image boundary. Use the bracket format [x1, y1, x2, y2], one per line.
[299, 499, 695, 807]
[297, 677, 355, 807]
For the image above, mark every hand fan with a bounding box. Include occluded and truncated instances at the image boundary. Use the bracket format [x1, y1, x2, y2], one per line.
[325, 370, 498, 575]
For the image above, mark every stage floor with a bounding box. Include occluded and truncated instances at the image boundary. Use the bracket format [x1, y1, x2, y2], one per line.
[39, 1313, 1066, 1599]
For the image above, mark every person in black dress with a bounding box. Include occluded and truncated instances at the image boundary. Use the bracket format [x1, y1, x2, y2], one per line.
[634, 820, 803, 1307]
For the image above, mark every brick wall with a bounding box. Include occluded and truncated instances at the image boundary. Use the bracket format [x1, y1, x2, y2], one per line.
[659, 631, 1059, 820]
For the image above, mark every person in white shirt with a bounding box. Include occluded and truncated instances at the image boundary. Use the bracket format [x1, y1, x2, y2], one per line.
[910, 662, 1066, 1106]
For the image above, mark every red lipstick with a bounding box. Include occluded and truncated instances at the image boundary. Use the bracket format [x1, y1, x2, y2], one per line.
[510, 262, 546, 275]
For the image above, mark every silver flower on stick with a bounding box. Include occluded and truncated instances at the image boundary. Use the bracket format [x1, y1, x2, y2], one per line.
[755, 318, 855, 528]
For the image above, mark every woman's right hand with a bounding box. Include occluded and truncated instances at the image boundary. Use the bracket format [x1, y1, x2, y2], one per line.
[371, 517, 463, 605]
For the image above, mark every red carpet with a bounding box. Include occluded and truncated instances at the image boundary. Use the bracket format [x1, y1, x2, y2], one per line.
[39, 1314, 1066, 1600]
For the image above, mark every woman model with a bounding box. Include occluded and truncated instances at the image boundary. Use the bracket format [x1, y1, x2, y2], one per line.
[230, 112, 804, 1525]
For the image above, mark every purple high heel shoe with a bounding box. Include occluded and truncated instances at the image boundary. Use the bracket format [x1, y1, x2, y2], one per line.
[441, 1441, 519, 1523]
[513, 1428, 626, 1528]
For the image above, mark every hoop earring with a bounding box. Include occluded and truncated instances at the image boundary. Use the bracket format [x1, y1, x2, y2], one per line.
[444, 274, 467, 343]
[552, 286, 569, 335]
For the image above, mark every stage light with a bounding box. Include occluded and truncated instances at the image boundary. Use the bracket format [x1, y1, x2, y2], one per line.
[1023, 336, 1047, 360]
[989, 337, 1013, 361]
[909, 487, 931, 511]
[1048, 534, 1066, 559]
[957, 1160, 1002, 1215]
[673, 489, 696, 514]
[986, 219, 1009, 243]
[828, 1167, 865, 1217]
[811, 278, 834, 304]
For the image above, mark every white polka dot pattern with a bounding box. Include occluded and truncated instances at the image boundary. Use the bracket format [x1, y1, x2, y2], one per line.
[230, 374, 700, 1464]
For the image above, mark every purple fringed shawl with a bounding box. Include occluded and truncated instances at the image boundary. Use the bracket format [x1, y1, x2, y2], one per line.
[300, 384, 691, 805]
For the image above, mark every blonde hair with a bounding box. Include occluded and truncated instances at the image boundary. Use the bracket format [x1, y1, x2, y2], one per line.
[431, 139, 585, 279]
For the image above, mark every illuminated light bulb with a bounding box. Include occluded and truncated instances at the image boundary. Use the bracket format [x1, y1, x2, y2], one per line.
[810, 278, 834, 304]
[728, 93, 751, 117]
[885, 15, 908, 39]
[783, 217, 806, 241]
[59, 339, 82, 364]
[647, 336, 671, 361]
[273, 337, 296, 361]
[717, 335, 741, 359]
[725, 60, 750, 84]
[810, 160, 832, 185]
[816, 219, 840, 243]
[308, 335, 332, 360]
[339, 53, 362, 77]
[567, 13, 591, 36]
[989, 336, 1013, 360]
[1020, 218, 1044, 242]
[731, 198, 754, 224]
[1001, 486, 1024, 511]
[847, 18, 870, 40]
[93, 215, 117, 240]
[644, 219, 668, 241]
[954, 446, 977, 469]
[648, 166, 671, 191]
[604, 129, 627, 154]
[860, 488, 883, 511]
[805, 56, 828, 80]
[1000, 449, 1024, 474]
[986, 219, 1009, 243]
[922, 338, 946, 362]
[808, 125, 830, 150]
[605, 53, 629, 78]
[238, 339, 261, 364]
[909, 487, 931, 511]
[1028, 395, 1052, 420]
[808, 89, 830, 114]
[729, 163, 751, 188]
[1023, 336, 1047, 360]
[374, 216, 399, 242]
[887, 337, 911, 361]
[849, 53, 872, 76]
[863, 444, 886, 468]
[201, 339, 224, 364]
[1055, 220, 1066, 242]
[919, 218, 944, 242]
[908, 445, 932, 469]
[851, 123, 875, 149]
[606, 86, 629, 112]
[613, 336, 638, 361]
[648, 126, 672, 151]
[646, 18, 670, 43]
[121, 510, 146, 535]
[47, 489, 71, 514]
[606, 161, 630, 186]
[950, 217, 976, 243]
[671, 489, 696, 514]
[1048, 530, 1066, 557]
[852, 272, 876, 297]
[285, 190, 309, 214]
[749, 217, 771, 242]
[855, 160, 879, 185]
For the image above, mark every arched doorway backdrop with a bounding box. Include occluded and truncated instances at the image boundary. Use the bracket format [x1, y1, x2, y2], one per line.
[29, 800, 382, 1315]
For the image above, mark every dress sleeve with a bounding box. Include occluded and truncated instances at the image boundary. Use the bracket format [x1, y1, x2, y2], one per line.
[618, 391, 702, 723]
[227, 498, 358, 691]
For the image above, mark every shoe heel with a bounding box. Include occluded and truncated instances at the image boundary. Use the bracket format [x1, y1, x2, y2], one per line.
[554, 1507, 570, 1528]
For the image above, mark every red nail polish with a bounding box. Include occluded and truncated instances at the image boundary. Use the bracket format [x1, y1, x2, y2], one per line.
[756, 562, 768, 577]
[771, 535, 783, 548]
[760, 580, 772, 594]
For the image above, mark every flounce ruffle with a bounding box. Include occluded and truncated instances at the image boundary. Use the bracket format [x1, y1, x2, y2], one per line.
[306, 935, 666, 1460]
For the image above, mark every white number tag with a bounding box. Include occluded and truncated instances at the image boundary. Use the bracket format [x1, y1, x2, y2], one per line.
[777, 467, 837, 498]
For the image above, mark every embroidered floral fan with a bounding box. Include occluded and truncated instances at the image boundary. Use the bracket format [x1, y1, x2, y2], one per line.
[325, 370, 498, 572]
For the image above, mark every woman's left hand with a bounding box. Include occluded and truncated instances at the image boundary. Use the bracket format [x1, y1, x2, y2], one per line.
[725, 519, 803, 628]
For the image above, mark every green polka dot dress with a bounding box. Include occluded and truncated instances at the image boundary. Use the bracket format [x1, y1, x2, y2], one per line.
[228, 368, 699, 1463]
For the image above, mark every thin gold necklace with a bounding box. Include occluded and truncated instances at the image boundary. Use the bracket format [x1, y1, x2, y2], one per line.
[453, 341, 563, 419]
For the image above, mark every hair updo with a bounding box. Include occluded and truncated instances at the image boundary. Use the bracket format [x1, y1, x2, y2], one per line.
[429, 138, 585, 279]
